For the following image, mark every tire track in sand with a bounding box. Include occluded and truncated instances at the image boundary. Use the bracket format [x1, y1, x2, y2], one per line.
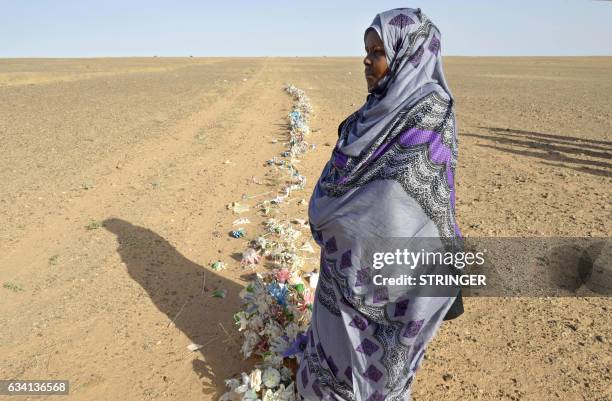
[0, 59, 302, 400]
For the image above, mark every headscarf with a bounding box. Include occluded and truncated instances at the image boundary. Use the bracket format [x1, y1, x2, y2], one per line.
[339, 7, 454, 158]
[310, 7, 461, 244]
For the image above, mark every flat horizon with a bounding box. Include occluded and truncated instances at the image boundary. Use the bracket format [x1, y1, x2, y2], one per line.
[2, 55, 612, 59]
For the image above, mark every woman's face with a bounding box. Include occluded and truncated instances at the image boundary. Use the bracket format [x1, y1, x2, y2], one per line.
[363, 28, 389, 92]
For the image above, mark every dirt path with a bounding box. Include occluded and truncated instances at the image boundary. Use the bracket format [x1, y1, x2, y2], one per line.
[1, 58, 300, 400]
[0, 57, 610, 401]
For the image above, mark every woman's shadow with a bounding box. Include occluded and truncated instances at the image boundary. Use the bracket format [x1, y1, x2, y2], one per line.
[103, 218, 252, 398]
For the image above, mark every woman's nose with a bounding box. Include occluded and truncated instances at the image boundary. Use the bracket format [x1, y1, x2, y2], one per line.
[363, 55, 371, 65]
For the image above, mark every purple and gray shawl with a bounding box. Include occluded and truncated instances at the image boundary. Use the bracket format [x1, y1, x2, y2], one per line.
[297, 8, 462, 401]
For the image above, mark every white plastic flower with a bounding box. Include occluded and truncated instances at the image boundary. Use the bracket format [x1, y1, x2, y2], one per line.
[308, 273, 319, 289]
[235, 312, 249, 331]
[288, 272, 304, 286]
[241, 331, 260, 358]
[241, 248, 262, 267]
[278, 383, 295, 401]
[262, 389, 279, 401]
[285, 323, 300, 340]
[223, 378, 240, 391]
[270, 336, 291, 354]
[263, 353, 284, 368]
[242, 389, 260, 401]
[250, 315, 264, 331]
[235, 372, 250, 393]
[263, 322, 283, 339]
[256, 294, 271, 314]
[262, 367, 281, 389]
[249, 369, 262, 392]
[279, 366, 292, 382]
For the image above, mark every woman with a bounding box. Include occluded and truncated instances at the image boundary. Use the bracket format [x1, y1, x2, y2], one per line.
[297, 8, 463, 401]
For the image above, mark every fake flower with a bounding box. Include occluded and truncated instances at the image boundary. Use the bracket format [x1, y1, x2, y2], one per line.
[262, 367, 281, 388]
[211, 260, 226, 271]
[230, 228, 246, 238]
[241, 247, 262, 267]
[219, 84, 314, 401]
[308, 273, 319, 289]
[275, 268, 291, 283]
[266, 282, 288, 306]
[297, 288, 314, 312]
[227, 202, 250, 214]
[249, 369, 262, 392]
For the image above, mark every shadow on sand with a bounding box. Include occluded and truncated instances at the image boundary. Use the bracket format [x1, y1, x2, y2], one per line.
[103, 217, 252, 399]
[463, 127, 612, 178]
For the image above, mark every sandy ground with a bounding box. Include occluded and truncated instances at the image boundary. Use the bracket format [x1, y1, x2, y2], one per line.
[0, 57, 610, 401]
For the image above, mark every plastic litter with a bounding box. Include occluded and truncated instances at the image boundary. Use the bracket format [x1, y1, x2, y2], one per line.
[241, 247, 262, 267]
[219, 84, 316, 401]
[211, 260, 226, 271]
[230, 229, 246, 238]
[227, 202, 250, 214]
[233, 218, 251, 226]
[300, 242, 315, 253]
[291, 218, 308, 227]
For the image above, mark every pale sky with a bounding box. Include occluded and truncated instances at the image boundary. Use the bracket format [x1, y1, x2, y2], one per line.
[2, 0, 611, 57]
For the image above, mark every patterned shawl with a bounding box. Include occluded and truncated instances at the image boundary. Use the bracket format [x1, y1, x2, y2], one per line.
[310, 7, 462, 248]
[299, 8, 462, 401]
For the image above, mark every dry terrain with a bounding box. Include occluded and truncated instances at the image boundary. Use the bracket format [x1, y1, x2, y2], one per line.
[0, 57, 611, 401]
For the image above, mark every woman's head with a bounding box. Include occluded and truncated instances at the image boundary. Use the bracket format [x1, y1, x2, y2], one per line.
[339, 8, 453, 156]
[360, 8, 450, 100]
[363, 28, 389, 92]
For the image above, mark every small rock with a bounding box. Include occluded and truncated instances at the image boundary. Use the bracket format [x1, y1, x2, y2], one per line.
[442, 373, 453, 382]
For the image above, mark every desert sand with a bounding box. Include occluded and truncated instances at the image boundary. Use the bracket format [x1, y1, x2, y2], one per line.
[0, 57, 610, 401]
